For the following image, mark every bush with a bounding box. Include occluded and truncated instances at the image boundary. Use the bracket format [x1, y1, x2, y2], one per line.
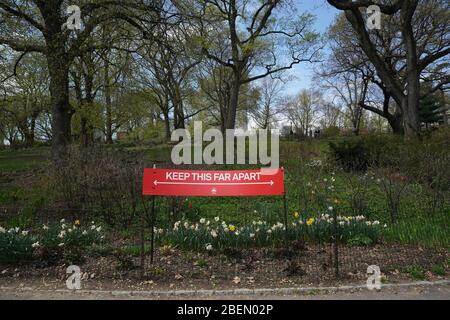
[50, 146, 147, 228]
[321, 126, 341, 138]
[328, 135, 402, 171]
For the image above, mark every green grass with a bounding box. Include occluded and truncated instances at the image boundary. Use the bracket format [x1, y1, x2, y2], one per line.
[0, 148, 48, 172]
[0, 138, 449, 249]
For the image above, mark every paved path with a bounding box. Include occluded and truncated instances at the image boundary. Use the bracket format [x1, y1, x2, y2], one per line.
[1, 281, 449, 300]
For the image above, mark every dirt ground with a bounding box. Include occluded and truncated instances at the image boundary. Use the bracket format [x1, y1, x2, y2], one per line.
[1, 244, 448, 293]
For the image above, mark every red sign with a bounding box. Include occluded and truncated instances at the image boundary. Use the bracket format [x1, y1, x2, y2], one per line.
[142, 168, 285, 197]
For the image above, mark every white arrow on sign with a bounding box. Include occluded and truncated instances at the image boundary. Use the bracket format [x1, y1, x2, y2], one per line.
[153, 180, 274, 186]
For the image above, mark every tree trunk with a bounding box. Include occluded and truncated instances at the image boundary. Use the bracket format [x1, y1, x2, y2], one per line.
[225, 74, 241, 130]
[173, 85, 185, 130]
[104, 58, 113, 144]
[163, 111, 171, 140]
[38, 0, 73, 163]
[388, 114, 404, 135]
[401, 0, 421, 138]
[47, 58, 72, 163]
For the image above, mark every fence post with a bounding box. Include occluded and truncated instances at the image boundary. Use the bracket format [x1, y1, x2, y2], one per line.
[150, 195, 156, 264]
[150, 164, 157, 265]
[283, 192, 289, 250]
[332, 208, 339, 278]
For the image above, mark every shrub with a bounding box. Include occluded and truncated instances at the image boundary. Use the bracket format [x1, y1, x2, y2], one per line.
[328, 135, 401, 171]
[322, 126, 341, 138]
[50, 146, 147, 228]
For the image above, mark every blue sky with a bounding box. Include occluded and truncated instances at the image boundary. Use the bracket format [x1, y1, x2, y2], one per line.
[283, 0, 339, 95]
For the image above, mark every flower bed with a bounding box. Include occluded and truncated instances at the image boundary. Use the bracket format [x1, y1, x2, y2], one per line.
[157, 214, 384, 251]
[0, 220, 104, 264]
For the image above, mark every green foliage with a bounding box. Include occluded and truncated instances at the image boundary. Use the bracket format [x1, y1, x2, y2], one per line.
[322, 126, 341, 138]
[155, 214, 382, 251]
[0, 220, 104, 265]
[402, 265, 426, 280]
[347, 234, 374, 247]
[328, 135, 400, 171]
[0, 227, 35, 264]
[420, 95, 444, 126]
[329, 138, 369, 171]
[431, 264, 446, 276]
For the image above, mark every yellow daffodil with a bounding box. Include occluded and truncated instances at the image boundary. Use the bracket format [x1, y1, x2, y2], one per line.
[229, 225, 236, 232]
[306, 218, 315, 226]
[293, 212, 299, 219]
[74, 220, 80, 226]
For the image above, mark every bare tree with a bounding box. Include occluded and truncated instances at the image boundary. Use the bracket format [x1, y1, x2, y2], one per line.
[251, 77, 284, 129]
[180, 0, 322, 132]
[284, 88, 322, 138]
[327, 0, 450, 138]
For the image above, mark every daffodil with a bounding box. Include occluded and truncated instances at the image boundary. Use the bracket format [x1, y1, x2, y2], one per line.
[293, 212, 299, 219]
[229, 225, 236, 232]
[74, 220, 80, 226]
[306, 218, 315, 226]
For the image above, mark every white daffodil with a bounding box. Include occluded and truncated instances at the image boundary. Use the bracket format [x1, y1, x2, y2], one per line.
[206, 244, 213, 251]
[214, 217, 220, 222]
[199, 218, 206, 224]
[0, 226, 5, 233]
[21, 230, 29, 236]
[211, 230, 218, 238]
[31, 242, 40, 248]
